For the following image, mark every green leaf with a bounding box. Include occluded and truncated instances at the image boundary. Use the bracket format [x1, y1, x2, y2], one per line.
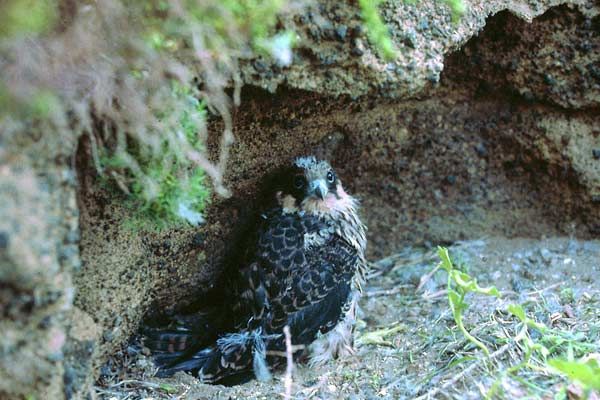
[159, 383, 178, 393]
[437, 246, 453, 272]
[548, 358, 600, 390]
[448, 289, 467, 314]
[508, 304, 526, 322]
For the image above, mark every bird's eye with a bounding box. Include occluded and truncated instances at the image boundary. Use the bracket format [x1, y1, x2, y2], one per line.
[294, 176, 305, 189]
[326, 170, 335, 183]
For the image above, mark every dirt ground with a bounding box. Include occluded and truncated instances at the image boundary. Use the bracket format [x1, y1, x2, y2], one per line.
[96, 236, 600, 399]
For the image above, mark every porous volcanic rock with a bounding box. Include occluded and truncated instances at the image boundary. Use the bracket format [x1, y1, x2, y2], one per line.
[241, 0, 597, 102]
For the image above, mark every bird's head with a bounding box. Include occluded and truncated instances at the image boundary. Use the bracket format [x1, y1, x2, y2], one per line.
[275, 156, 356, 216]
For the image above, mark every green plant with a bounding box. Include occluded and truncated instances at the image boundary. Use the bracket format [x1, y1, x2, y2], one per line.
[100, 84, 211, 230]
[443, 0, 466, 22]
[0, 0, 57, 38]
[548, 358, 600, 393]
[506, 303, 600, 395]
[437, 246, 501, 356]
[358, 0, 397, 60]
[356, 0, 467, 67]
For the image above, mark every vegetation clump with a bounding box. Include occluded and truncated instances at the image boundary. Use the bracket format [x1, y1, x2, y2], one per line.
[0, 0, 296, 229]
[437, 247, 600, 399]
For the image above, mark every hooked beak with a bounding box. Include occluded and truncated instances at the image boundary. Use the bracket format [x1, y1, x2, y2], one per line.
[309, 179, 328, 200]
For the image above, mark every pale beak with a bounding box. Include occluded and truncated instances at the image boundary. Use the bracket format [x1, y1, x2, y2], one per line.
[309, 179, 328, 200]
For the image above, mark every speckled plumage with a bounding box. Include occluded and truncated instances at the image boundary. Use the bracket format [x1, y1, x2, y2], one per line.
[144, 156, 367, 384]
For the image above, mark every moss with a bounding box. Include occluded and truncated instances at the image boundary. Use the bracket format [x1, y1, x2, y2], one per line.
[101, 85, 211, 231]
[0, 0, 57, 38]
[358, 0, 466, 61]
[98, 0, 292, 230]
[358, 0, 397, 61]
[443, 0, 467, 22]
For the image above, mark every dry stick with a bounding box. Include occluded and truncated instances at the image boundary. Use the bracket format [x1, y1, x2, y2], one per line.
[283, 325, 294, 400]
[421, 289, 448, 300]
[416, 263, 441, 292]
[267, 344, 305, 358]
[525, 283, 561, 296]
[365, 285, 413, 298]
[412, 343, 513, 400]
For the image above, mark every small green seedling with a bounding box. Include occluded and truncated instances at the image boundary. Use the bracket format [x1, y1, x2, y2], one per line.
[438, 246, 500, 356]
[507, 303, 600, 396]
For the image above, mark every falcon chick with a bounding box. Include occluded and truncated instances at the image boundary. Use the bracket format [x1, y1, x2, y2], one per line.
[143, 156, 367, 384]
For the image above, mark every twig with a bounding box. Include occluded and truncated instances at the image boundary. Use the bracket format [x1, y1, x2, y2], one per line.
[283, 325, 294, 400]
[421, 289, 448, 300]
[524, 283, 561, 296]
[108, 379, 166, 389]
[416, 263, 441, 292]
[365, 285, 413, 297]
[266, 344, 305, 358]
[413, 343, 513, 400]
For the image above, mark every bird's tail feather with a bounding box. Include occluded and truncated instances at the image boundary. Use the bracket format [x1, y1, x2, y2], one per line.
[141, 304, 230, 356]
[154, 347, 217, 377]
[143, 329, 195, 355]
[154, 329, 281, 384]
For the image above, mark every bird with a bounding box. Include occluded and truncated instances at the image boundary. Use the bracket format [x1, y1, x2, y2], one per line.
[141, 156, 367, 384]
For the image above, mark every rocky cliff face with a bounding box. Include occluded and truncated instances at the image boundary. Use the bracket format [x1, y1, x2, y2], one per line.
[1, 0, 598, 398]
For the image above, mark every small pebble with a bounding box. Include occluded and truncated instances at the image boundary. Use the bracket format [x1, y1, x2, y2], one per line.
[253, 60, 267, 73]
[103, 330, 114, 342]
[351, 47, 364, 57]
[543, 73, 557, 86]
[403, 30, 417, 49]
[539, 248, 552, 264]
[0, 231, 8, 250]
[474, 143, 488, 157]
[192, 232, 204, 247]
[100, 365, 113, 377]
[335, 25, 347, 41]
[511, 276, 525, 292]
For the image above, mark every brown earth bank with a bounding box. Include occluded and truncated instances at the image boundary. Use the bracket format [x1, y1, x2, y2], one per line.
[1, 0, 599, 399]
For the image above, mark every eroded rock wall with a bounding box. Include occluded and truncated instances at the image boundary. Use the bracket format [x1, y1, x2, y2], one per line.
[241, 0, 596, 100]
[0, 133, 80, 398]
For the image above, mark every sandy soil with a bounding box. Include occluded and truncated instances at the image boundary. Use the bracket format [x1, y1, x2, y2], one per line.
[96, 236, 600, 399]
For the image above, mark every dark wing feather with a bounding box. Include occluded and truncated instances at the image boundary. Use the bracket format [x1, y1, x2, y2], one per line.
[245, 211, 359, 346]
